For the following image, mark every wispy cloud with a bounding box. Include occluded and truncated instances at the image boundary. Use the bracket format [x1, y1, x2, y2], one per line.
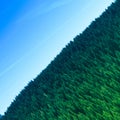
[16, 0, 73, 23]
[0, 57, 24, 78]
[47, 0, 73, 10]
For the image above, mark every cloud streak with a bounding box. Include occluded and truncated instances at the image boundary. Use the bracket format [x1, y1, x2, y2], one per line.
[16, 0, 73, 23]
[0, 57, 24, 78]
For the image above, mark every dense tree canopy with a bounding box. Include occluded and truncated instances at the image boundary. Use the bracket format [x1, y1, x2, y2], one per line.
[1, 0, 120, 119]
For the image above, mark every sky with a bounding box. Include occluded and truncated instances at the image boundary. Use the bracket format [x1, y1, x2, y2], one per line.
[0, 0, 115, 115]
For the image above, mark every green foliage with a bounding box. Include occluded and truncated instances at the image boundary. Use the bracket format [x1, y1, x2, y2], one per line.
[1, 0, 120, 119]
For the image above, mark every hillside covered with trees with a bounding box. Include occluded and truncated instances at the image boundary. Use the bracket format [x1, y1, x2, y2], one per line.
[1, 0, 120, 119]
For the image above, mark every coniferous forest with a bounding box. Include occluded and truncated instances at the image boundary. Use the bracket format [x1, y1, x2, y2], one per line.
[1, 0, 120, 119]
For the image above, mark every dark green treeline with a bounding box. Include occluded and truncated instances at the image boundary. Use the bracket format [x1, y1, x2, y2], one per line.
[1, 0, 120, 119]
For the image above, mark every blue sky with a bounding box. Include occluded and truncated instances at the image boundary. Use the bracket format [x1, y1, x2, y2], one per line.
[0, 0, 114, 115]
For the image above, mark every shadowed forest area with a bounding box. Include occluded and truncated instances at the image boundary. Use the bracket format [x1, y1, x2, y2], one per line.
[1, 0, 120, 119]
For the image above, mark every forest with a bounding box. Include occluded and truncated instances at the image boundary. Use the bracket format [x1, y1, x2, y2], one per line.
[1, 0, 120, 119]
